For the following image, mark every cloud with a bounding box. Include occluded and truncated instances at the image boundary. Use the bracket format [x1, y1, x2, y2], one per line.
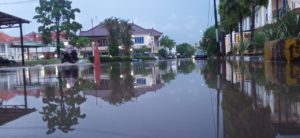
[184, 19, 197, 30]
[132, 18, 158, 29]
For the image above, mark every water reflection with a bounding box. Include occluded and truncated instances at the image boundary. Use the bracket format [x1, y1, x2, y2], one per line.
[40, 66, 87, 134]
[0, 68, 36, 126]
[201, 60, 300, 137]
[0, 60, 299, 137]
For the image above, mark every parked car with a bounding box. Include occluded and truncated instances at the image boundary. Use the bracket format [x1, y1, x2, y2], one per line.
[194, 54, 207, 60]
[194, 49, 207, 60]
[167, 54, 176, 59]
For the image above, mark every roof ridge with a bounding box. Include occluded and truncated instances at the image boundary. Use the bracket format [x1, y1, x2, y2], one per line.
[132, 23, 148, 31]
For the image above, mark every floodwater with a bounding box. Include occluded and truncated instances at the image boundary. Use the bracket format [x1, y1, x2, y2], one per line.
[0, 60, 299, 138]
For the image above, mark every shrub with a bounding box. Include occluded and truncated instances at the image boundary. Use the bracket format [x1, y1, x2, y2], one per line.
[251, 31, 267, 51]
[89, 56, 132, 63]
[238, 41, 248, 55]
[134, 56, 156, 61]
[158, 49, 167, 59]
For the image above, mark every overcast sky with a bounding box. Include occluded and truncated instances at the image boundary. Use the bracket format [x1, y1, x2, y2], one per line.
[0, 0, 216, 44]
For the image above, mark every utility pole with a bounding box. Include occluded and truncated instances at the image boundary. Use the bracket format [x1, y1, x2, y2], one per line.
[213, 0, 221, 56]
[276, 0, 279, 19]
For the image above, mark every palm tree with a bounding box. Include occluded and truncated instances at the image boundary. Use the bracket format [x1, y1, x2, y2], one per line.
[219, 0, 239, 50]
[249, 0, 269, 51]
[120, 20, 133, 56]
[103, 17, 121, 56]
[233, 0, 251, 44]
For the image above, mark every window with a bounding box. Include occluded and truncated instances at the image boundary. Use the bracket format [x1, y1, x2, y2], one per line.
[136, 78, 146, 85]
[98, 39, 108, 47]
[134, 37, 144, 44]
[0, 44, 5, 53]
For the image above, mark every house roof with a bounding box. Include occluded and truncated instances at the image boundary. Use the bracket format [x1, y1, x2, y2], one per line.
[80, 23, 163, 37]
[0, 32, 14, 42]
[8, 32, 66, 43]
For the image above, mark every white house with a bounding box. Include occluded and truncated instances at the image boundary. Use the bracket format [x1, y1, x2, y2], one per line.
[79, 23, 163, 56]
[225, 0, 300, 53]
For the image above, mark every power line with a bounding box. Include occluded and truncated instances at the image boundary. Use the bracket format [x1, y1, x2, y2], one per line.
[0, 0, 37, 5]
[207, 0, 211, 27]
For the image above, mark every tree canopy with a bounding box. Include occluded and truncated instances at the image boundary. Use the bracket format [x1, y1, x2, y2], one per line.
[34, 0, 82, 58]
[160, 35, 176, 51]
[102, 17, 132, 56]
[176, 43, 196, 58]
[200, 26, 218, 56]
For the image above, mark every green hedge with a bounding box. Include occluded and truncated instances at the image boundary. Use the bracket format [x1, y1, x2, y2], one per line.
[89, 56, 132, 63]
[134, 56, 156, 61]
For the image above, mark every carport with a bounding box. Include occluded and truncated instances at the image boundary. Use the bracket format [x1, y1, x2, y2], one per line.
[0, 11, 30, 66]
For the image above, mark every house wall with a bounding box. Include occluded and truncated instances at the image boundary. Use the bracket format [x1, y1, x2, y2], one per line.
[87, 34, 161, 55]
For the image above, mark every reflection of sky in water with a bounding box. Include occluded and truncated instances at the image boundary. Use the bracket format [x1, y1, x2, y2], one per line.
[0, 60, 299, 137]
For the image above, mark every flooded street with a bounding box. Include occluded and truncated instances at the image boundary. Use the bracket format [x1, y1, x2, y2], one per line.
[0, 60, 299, 138]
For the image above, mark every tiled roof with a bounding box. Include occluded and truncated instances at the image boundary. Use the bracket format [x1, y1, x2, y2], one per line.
[0, 32, 14, 43]
[80, 23, 163, 37]
[7, 32, 67, 43]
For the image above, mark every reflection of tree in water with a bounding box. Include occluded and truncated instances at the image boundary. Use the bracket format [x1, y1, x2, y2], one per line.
[222, 84, 276, 138]
[109, 63, 135, 105]
[134, 62, 153, 76]
[201, 59, 220, 89]
[177, 60, 196, 74]
[201, 60, 277, 138]
[158, 61, 177, 83]
[158, 61, 168, 71]
[40, 66, 87, 135]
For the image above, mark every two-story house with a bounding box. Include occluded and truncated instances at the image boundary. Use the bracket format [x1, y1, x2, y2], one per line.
[225, 0, 300, 54]
[79, 23, 163, 56]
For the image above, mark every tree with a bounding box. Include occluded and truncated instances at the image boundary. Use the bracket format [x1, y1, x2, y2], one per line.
[120, 20, 133, 56]
[160, 36, 176, 52]
[103, 17, 133, 56]
[231, 0, 251, 44]
[158, 48, 167, 59]
[219, 0, 239, 50]
[34, 0, 82, 58]
[176, 43, 196, 58]
[201, 26, 217, 56]
[248, 0, 268, 52]
[103, 17, 121, 56]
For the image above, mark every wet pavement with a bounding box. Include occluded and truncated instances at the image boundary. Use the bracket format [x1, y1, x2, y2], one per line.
[0, 59, 299, 138]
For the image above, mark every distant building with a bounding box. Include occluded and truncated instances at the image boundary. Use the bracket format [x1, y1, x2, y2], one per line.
[0, 32, 68, 60]
[79, 23, 163, 55]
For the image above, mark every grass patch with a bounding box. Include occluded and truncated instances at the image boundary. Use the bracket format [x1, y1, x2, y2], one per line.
[25, 58, 61, 66]
[89, 56, 133, 63]
[134, 56, 156, 61]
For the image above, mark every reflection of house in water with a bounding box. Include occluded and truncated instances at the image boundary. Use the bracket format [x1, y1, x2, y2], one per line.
[0, 63, 166, 106]
[225, 61, 300, 137]
[83, 63, 165, 105]
[0, 68, 36, 126]
[0, 67, 60, 101]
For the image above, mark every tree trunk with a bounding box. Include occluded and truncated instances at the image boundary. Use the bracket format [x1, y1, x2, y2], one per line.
[250, 2, 256, 42]
[230, 28, 233, 51]
[56, 20, 61, 58]
[239, 17, 244, 45]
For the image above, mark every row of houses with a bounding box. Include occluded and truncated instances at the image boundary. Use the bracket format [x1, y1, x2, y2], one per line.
[0, 23, 164, 61]
[224, 0, 300, 53]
